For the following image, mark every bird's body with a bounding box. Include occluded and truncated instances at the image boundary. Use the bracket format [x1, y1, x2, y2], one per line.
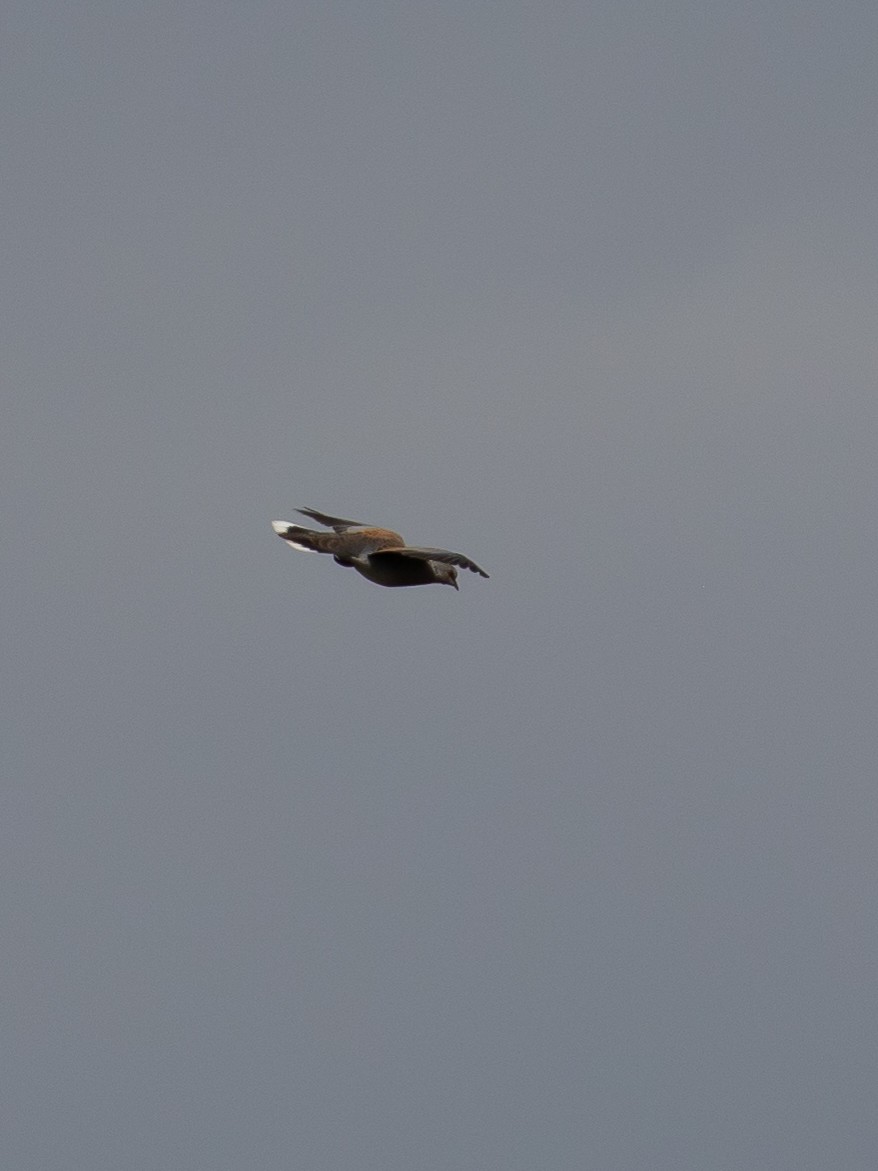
[271, 508, 489, 590]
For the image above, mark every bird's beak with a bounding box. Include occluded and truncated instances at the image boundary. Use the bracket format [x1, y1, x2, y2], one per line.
[450, 578, 459, 590]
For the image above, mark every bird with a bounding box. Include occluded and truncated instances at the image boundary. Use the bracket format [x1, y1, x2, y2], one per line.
[271, 507, 489, 590]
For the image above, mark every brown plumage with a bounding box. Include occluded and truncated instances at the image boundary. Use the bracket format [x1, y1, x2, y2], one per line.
[271, 507, 489, 590]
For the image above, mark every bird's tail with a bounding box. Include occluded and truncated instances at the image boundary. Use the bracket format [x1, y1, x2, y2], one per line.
[271, 521, 336, 553]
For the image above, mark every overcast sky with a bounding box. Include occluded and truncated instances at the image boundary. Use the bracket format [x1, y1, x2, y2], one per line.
[4, 2, 878, 1168]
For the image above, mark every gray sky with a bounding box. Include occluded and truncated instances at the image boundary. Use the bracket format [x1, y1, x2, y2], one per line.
[4, 2, 878, 1167]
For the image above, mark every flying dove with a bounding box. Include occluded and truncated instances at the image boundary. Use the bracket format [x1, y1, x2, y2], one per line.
[271, 507, 489, 590]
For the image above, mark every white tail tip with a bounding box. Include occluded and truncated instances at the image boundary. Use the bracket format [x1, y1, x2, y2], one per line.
[272, 520, 316, 552]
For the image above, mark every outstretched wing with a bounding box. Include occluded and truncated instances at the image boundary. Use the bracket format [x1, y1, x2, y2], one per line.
[296, 507, 367, 532]
[373, 546, 489, 578]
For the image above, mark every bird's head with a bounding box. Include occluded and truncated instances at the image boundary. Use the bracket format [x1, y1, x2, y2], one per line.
[437, 565, 459, 590]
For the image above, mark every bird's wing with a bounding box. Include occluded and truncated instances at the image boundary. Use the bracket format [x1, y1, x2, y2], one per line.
[296, 507, 368, 532]
[372, 546, 489, 578]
